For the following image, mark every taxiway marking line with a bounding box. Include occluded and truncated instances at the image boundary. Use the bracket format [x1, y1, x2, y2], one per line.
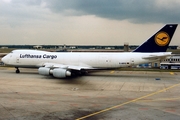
[76, 83, 180, 120]
[137, 97, 180, 102]
[170, 72, 174, 75]
[110, 71, 115, 74]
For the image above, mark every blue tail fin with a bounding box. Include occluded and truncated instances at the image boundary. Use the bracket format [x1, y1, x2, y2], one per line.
[133, 24, 178, 52]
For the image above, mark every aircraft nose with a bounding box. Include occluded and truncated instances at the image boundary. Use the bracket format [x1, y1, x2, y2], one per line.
[1, 56, 8, 64]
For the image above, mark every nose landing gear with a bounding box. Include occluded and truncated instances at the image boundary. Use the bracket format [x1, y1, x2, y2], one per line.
[15, 67, 20, 73]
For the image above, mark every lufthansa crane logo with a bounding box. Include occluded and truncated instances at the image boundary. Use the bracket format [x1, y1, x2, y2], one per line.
[155, 32, 170, 46]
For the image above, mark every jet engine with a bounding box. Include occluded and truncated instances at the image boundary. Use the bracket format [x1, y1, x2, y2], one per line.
[38, 67, 51, 75]
[38, 67, 71, 78]
[53, 68, 71, 78]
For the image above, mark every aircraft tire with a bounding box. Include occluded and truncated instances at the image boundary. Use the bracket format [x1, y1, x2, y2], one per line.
[16, 68, 20, 73]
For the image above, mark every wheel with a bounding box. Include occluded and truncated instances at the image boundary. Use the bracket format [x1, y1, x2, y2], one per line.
[15, 68, 20, 73]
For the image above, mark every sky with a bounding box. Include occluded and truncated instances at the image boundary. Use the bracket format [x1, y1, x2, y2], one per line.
[0, 0, 180, 46]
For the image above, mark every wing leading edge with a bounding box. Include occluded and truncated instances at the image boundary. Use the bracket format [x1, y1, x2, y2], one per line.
[43, 63, 95, 70]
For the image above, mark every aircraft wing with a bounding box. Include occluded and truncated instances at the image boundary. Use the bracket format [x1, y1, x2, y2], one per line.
[142, 53, 172, 61]
[43, 63, 96, 70]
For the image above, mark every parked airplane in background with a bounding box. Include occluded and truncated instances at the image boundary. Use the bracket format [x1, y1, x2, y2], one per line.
[1, 24, 178, 78]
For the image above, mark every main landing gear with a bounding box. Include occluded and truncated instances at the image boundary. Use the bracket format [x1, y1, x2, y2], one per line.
[15, 67, 20, 73]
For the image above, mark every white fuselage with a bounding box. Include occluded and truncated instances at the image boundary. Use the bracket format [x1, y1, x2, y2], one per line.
[2, 50, 170, 69]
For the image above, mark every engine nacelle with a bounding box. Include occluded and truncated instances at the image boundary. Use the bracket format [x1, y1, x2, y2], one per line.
[38, 67, 71, 78]
[53, 68, 71, 78]
[38, 67, 51, 75]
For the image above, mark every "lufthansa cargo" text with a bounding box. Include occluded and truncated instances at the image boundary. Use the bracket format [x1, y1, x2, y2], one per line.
[20, 54, 57, 59]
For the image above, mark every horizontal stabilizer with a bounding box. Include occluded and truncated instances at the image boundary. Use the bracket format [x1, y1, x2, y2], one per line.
[142, 52, 172, 60]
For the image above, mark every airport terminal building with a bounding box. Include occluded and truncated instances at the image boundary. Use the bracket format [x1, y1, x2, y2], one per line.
[160, 54, 180, 69]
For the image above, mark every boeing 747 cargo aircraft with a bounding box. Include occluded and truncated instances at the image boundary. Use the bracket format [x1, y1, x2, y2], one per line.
[1, 24, 178, 78]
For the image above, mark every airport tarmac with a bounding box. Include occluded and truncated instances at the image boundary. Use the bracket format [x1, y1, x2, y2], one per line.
[0, 67, 180, 120]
